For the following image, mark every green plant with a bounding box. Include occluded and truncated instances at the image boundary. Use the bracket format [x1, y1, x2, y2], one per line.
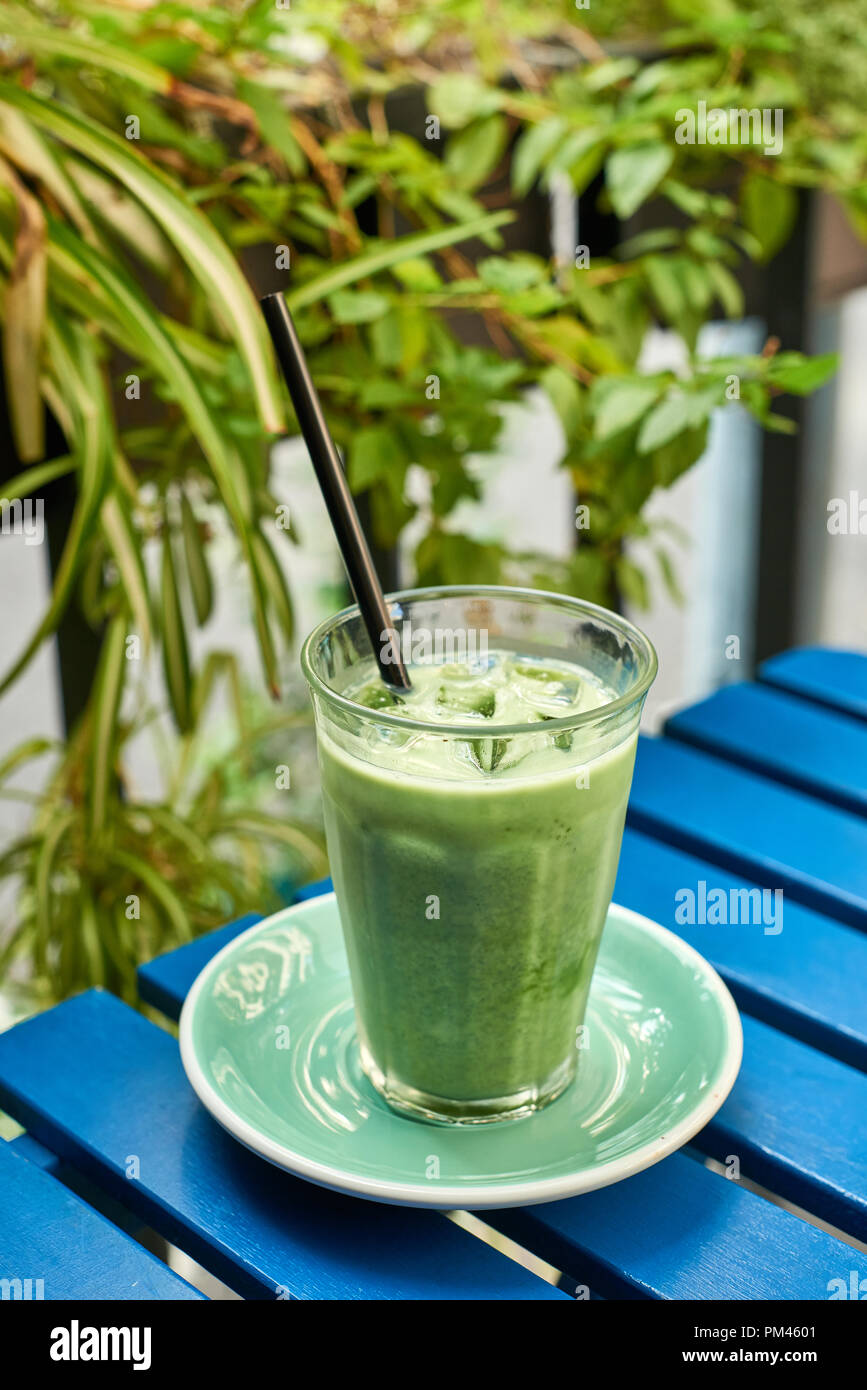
[0, 0, 860, 1003]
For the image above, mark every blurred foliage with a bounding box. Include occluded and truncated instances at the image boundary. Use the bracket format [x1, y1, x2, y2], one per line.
[0, 0, 861, 1001]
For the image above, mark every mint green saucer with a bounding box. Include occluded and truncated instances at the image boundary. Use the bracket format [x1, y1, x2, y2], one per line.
[179, 894, 741, 1209]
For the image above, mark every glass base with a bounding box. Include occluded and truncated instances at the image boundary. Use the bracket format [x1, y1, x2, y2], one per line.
[359, 1042, 577, 1126]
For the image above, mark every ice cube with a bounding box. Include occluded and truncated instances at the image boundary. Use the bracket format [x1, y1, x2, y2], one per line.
[435, 671, 497, 718]
[508, 660, 582, 712]
[460, 736, 510, 773]
[353, 680, 406, 712]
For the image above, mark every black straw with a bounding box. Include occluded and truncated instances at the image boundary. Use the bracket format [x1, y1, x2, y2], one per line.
[261, 292, 411, 691]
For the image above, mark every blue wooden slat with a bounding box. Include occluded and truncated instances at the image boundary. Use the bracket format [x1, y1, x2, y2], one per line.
[666, 683, 867, 817]
[617, 833, 867, 1239]
[616, 829, 867, 1071]
[759, 647, 867, 721]
[0, 990, 561, 1301]
[702, 1012, 867, 1240]
[138, 891, 332, 1019]
[294, 877, 333, 902]
[8, 1132, 61, 1173]
[0, 1143, 203, 1300]
[627, 735, 867, 930]
[487, 1150, 851, 1300]
[138, 912, 263, 1017]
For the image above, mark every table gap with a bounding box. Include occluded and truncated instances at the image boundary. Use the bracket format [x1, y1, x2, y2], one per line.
[684, 1147, 867, 1255]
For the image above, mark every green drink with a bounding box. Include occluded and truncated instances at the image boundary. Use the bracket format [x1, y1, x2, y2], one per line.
[302, 587, 656, 1124]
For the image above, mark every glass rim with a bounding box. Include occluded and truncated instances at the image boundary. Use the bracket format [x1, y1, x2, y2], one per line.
[300, 584, 658, 738]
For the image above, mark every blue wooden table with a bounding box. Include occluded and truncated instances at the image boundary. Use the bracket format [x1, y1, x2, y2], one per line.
[1, 646, 865, 1300]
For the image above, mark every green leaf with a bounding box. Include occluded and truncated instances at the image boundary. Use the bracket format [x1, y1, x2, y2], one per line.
[101, 491, 153, 651]
[88, 614, 127, 837]
[327, 288, 390, 324]
[180, 490, 214, 626]
[34, 809, 74, 977]
[636, 392, 695, 453]
[764, 352, 838, 395]
[593, 379, 660, 439]
[161, 529, 192, 734]
[0, 454, 74, 501]
[615, 555, 650, 609]
[427, 75, 501, 128]
[444, 114, 509, 190]
[237, 79, 306, 175]
[48, 219, 251, 524]
[540, 365, 583, 440]
[477, 254, 546, 293]
[740, 173, 798, 263]
[0, 320, 110, 696]
[1, 12, 172, 92]
[0, 153, 46, 461]
[651, 423, 709, 487]
[107, 848, 193, 942]
[656, 547, 684, 604]
[250, 528, 294, 645]
[511, 117, 567, 196]
[707, 261, 745, 319]
[606, 143, 674, 221]
[348, 426, 399, 491]
[286, 211, 513, 311]
[390, 257, 442, 292]
[0, 85, 284, 432]
[0, 104, 98, 244]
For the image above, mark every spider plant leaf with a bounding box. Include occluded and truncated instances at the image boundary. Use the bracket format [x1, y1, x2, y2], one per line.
[0, 151, 46, 460]
[161, 529, 193, 734]
[106, 848, 193, 943]
[145, 806, 243, 898]
[180, 489, 214, 626]
[79, 886, 107, 988]
[65, 157, 172, 273]
[0, 104, 98, 244]
[0, 454, 74, 501]
[34, 809, 74, 978]
[250, 528, 294, 644]
[217, 812, 328, 876]
[190, 651, 244, 731]
[248, 555, 281, 700]
[0, 737, 59, 784]
[47, 218, 251, 525]
[0, 320, 110, 696]
[101, 491, 153, 654]
[285, 210, 514, 311]
[1, 13, 172, 93]
[0, 84, 285, 432]
[88, 613, 128, 838]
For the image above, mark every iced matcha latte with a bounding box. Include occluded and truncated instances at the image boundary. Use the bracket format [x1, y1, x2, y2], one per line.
[302, 588, 656, 1124]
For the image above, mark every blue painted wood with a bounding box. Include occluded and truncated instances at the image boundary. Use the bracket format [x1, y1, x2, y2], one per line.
[616, 833, 867, 1238]
[627, 735, 867, 930]
[701, 1013, 867, 1240]
[291, 878, 332, 900]
[0, 990, 562, 1301]
[0, 1143, 203, 1300]
[759, 647, 867, 721]
[666, 683, 867, 817]
[294, 876, 333, 902]
[616, 829, 867, 1071]
[487, 1150, 850, 1300]
[138, 913, 263, 1018]
[138, 888, 333, 1020]
[9, 1132, 61, 1173]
